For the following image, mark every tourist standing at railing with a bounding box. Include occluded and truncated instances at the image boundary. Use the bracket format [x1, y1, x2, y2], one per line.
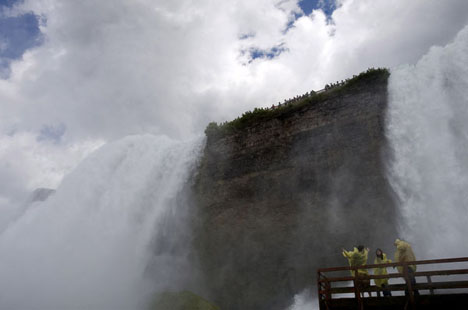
[394, 239, 420, 296]
[342, 245, 371, 297]
[342, 245, 369, 276]
[374, 248, 392, 297]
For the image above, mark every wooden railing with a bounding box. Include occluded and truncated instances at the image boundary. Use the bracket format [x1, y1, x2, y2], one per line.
[317, 257, 468, 310]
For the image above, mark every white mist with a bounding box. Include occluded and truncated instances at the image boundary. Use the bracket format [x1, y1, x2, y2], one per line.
[386, 25, 468, 259]
[0, 134, 203, 309]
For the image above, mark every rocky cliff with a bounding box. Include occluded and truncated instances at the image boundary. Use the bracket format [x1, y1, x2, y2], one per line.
[193, 69, 398, 310]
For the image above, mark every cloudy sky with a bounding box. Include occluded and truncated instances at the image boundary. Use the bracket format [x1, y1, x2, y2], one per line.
[1, 0, 468, 214]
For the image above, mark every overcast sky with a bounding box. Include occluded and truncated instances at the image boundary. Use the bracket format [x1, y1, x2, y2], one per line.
[1, 0, 468, 213]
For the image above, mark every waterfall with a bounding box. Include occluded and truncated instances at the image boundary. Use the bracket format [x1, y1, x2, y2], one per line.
[0, 134, 203, 310]
[386, 25, 468, 259]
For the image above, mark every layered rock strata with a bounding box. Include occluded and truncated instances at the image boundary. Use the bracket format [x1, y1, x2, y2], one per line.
[193, 71, 398, 310]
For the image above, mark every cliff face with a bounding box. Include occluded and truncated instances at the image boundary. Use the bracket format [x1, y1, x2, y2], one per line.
[193, 71, 398, 310]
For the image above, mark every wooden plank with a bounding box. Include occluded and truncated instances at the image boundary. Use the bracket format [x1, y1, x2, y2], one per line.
[415, 269, 468, 277]
[319, 270, 468, 284]
[414, 280, 468, 290]
[319, 273, 404, 283]
[321, 281, 468, 295]
[322, 284, 408, 294]
[317, 257, 468, 273]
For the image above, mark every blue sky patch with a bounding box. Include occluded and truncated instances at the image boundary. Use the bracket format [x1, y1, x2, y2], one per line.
[248, 44, 288, 63]
[37, 123, 67, 143]
[0, 0, 42, 78]
[0, 0, 22, 8]
[298, 0, 336, 17]
[239, 32, 255, 40]
[283, 11, 303, 34]
[248, 1, 337, 62]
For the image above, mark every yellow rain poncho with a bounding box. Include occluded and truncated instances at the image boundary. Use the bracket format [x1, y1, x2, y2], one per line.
[342, 247, 369, 277]
[394, 239, 416, 273]
[374, 253, 392, 287]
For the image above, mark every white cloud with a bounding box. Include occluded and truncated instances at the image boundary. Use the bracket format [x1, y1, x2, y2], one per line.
[0, 0, 468, 208]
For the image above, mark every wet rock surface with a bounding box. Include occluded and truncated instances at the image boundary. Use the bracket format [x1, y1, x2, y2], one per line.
[193, 73, 398, 310]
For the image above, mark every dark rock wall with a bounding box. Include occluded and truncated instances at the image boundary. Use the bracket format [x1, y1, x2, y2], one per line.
[193, 74, 398, 310]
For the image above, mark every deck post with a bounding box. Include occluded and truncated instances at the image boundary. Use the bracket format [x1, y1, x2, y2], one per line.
[426, 275, 434, 295]
[317, 271, 323, 310]
[353, 267, 363, 310]
[403, 263, 415, 305]
[325, 279, 332, 303]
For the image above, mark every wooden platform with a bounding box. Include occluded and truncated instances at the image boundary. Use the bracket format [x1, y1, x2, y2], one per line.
[317, 257, 468, 310]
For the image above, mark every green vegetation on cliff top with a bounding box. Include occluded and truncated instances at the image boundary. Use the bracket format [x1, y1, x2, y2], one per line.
[205, 68, 389, 142]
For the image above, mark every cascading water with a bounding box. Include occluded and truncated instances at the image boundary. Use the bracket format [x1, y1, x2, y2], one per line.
[0, 134, 203, 310]
[386, 25, 468, 259]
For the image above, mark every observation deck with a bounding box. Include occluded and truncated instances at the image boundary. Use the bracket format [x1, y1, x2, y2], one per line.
[317, 257, 468, 309]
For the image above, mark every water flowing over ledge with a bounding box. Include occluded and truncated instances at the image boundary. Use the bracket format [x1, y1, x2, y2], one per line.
[386, 25, 468, 259]
[0, 134, 204, 310]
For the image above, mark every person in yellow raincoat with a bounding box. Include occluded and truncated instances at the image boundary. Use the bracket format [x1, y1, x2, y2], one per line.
[394, 239, 419, 296]
[342, 245, 369, 276]
[374, 248, 392, 297]
[342, 245, 371, 297]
